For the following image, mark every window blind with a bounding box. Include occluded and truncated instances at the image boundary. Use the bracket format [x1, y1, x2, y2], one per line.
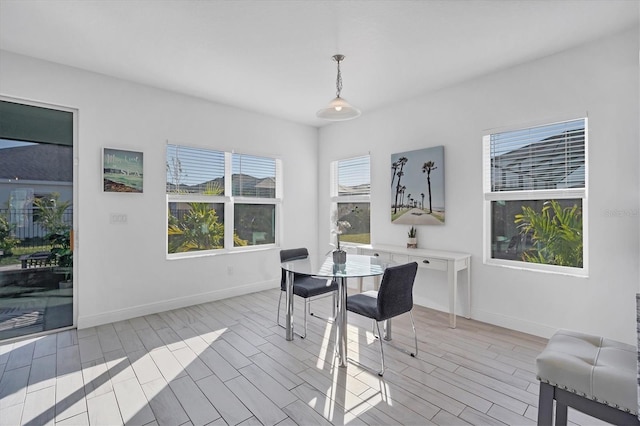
[166, 144, 225, 194]
[338, 155, 370, 196]
[488, 119, 585, 192]
[232, 153, 277, 198]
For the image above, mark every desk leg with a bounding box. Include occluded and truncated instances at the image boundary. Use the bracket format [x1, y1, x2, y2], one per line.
[466, 260, 471, 319]
[336, 276, 348, 367]
[285, 270, 294, 341]
[448, 261, 457, 329]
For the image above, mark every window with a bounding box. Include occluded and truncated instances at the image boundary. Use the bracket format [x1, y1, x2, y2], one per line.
[232, 153, 278, 247]
[483, 118, 587, 274]
[331, 155, 371, 245]
[166, 144, 280, 256]
[166, 144, 225, 195]
[168, 201, 225, 252]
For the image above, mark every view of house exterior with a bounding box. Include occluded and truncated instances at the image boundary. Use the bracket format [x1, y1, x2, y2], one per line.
[0, 142, 73, 242]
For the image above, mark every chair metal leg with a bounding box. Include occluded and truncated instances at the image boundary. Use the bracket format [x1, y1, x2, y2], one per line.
[310, 290, 338, 321]
[375, 321, 385, 376]
[277, 290, 283, 327]
[301, 298, 308, 339]
[277, 291, 306, 339]
[287, 287, 339, 339]
[409, 311, 418, 357]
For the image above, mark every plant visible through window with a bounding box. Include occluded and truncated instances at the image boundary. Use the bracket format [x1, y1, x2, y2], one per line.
[514, 200, 583, 267]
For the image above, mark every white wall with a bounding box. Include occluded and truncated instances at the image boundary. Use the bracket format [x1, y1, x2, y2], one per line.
[1, 27, 637, 343]
[319, 28, 640, 344]
[0, 50, 320, 328]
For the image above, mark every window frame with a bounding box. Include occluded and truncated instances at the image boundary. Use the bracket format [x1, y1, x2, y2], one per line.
[330, 154, 371, 248]
[482, 118, 589, 276]
[166, 145, 281, 259]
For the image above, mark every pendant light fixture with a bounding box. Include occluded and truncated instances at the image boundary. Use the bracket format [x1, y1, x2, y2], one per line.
[316, 54, 361, 121]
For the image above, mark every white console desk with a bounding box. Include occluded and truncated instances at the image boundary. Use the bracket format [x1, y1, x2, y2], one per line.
[357, 244, 471, 328]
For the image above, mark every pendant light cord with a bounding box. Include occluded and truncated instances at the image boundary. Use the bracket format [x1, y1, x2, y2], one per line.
[335, 56, 343, 98]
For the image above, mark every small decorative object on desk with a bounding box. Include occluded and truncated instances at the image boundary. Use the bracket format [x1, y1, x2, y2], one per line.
[407, 226, 418, 248]
[332, 211, 351, 265]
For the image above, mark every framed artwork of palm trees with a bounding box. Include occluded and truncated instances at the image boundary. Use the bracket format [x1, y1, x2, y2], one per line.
[391, 146, 444, 225]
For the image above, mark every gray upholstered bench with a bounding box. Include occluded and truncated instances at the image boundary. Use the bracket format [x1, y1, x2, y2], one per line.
[536, 329, 639, 425]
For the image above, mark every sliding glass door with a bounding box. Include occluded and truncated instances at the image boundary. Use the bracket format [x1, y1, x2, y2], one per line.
[0, 100, 74, 340]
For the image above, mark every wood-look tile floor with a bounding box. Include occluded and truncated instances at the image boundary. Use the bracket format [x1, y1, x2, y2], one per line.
[0, 288, 609, 426]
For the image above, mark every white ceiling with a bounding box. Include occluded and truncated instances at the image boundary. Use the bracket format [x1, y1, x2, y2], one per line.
[1, 0, 638, 127]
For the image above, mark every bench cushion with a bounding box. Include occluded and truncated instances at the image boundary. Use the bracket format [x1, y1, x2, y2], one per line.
[536, 329, 637, 414]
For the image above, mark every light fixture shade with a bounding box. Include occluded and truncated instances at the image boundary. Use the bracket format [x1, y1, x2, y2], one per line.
[316, 96, 361, 121]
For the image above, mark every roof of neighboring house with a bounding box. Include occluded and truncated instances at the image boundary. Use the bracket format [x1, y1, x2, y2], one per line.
[495, 130, 584, 166]
[492, 129, 585, 189]
[165, 174, 277, 195]
[339, 183, 371, 196]
[255, 177, 275, 189]
[0, 144, 73, 181]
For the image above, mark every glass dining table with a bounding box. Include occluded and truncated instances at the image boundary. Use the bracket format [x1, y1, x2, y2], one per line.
[280, 253, 393, 367]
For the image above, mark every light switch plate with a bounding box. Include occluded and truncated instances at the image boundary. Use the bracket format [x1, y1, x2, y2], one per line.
[109, 213, 128, 224]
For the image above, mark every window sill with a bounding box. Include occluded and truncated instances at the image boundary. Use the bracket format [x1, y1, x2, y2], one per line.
[485, 258, 588, 278]
[166, 244, 278, 260]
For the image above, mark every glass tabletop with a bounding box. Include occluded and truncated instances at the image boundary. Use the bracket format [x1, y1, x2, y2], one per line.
[281, 253, 392, 278]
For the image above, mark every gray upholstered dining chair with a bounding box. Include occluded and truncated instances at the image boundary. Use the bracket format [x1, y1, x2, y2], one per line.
[346, 261, 419, 376]
[277, 248, 338, 338]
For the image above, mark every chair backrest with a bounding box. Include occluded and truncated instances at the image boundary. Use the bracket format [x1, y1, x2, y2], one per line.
[280, 248, 309, 290]
[376, 262, 418, 321]
[280, 248, 309, 262]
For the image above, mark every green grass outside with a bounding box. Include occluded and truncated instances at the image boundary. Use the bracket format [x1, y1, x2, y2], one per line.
[340, 233, 370, 244]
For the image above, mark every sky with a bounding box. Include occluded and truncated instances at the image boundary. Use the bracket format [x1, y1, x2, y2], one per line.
[391, 145, 445, 209]
[0, 139, 36, 149]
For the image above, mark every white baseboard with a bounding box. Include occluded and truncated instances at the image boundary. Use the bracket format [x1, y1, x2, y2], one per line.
[77, 279, 279, 329]
[471, 308, 556, 339]
[78, 280, 555, 339]
[413, 295, 554, 339]
[413, 295, 449, 315]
